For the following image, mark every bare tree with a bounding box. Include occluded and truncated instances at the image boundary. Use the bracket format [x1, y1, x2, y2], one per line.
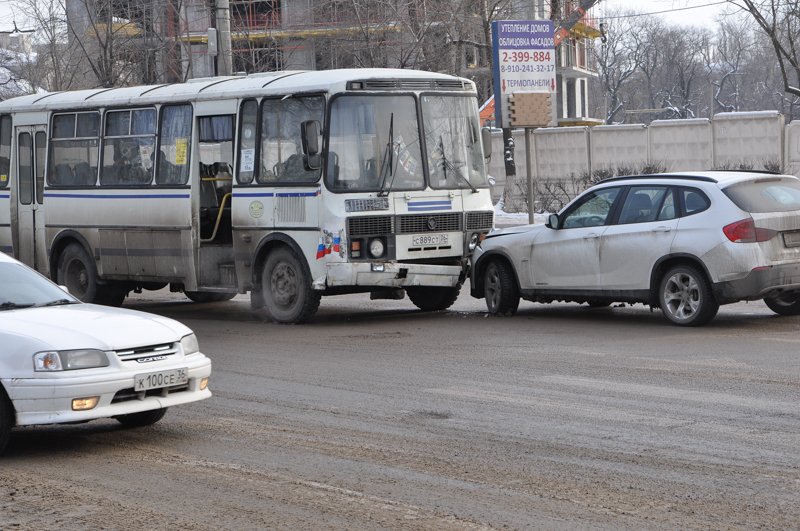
[731, 0, 800, 98]
[594, 9, 645, 123]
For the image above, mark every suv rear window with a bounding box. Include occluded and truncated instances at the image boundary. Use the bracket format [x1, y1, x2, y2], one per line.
[722, 177, 800, 213]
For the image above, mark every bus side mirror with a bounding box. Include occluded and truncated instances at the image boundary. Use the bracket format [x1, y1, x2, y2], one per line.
[301, 120, 321, 170]
[546, 213, 560, 229]
[481, 127, 492, 159]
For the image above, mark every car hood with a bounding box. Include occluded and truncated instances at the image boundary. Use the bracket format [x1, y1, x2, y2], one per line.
[0, 304, 190, 352]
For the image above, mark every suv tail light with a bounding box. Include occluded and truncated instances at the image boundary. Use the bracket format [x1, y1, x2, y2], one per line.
[723, 218, 777, 243]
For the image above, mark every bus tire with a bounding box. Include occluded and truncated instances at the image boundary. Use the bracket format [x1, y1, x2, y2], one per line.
[96, 283, 128, 307]
[185, 291, 237, 303]
[406, 284, 461, 312]
[57, 242, 100, 304]
[261, 247, 320, 324]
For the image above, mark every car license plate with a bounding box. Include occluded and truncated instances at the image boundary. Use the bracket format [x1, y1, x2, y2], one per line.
[783, 231, 800, 248]
[135, 368, 188, 391]
[412, 233, 448, 246]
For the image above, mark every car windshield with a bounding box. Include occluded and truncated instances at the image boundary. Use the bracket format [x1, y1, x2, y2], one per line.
[421, 95, 487, 190]
[326, 95, 425, 193]
[723, 177, 800, 213]
[0, 262, 79, 310]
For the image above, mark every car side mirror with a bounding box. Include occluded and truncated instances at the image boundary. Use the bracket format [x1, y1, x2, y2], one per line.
[547, 213, 560, 229]
[481, 127, 492, 159]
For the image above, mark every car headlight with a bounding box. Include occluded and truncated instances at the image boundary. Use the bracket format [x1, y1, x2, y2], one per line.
[33, 349, 109, 371]
[181, 334, 200, 355]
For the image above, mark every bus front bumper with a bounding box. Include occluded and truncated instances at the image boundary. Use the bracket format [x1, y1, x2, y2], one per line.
[323, 262, 465, 289]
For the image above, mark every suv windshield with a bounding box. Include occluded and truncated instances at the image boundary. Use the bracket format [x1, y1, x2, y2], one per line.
[723, 177, 800, 213]
[421, 95, 487, 190]
[327, 95, 424, 193]
[0, 262, 78, 310]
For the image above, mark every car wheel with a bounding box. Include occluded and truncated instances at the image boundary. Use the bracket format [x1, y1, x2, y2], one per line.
[261, 247, 321, 324]
[659, 265, 718, 326]
[763, 292, 800, 316]
[57, 242, 99, 303]
[406, 285, 461, 312]
[0, 390, 13, 455]
[115, 407, 167, 428]
[185, 291, 237, 303]
[483, 260, 520, 316]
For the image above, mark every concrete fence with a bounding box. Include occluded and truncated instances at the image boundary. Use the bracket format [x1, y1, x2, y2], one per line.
[490, 111, 797, 211]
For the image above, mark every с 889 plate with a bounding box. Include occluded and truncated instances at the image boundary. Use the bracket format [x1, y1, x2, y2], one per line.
[135, 368, 188, 391]
[412, 233, 449, 246]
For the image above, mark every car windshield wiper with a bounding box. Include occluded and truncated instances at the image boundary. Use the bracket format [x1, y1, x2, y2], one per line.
[439, 135, 477, 193]
[36, 299, 78, 307]
[378, 113, 396, 197]
[0, 301, 36, 311]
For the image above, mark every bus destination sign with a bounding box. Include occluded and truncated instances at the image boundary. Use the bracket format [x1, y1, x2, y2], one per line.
[491, 20, 556, 128]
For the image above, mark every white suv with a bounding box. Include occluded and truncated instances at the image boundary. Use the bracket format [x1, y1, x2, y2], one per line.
[470, 171, 800, 326]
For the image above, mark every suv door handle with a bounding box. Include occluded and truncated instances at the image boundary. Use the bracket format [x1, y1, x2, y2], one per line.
[652, 226, 672, 233]
[583, 233, 600, 239]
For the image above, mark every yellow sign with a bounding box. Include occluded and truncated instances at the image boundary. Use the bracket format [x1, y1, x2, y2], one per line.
[175, 138, 188, 165]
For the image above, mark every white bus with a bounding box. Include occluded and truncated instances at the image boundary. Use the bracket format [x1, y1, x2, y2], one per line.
[0, 69, 494, 323]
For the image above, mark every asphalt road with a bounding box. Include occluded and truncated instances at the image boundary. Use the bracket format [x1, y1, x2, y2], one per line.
[2, 290, 799, 529]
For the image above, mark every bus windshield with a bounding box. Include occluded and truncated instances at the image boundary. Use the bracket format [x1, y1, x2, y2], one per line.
[421, 95, 487, 190]
[327, 95, 424, 193]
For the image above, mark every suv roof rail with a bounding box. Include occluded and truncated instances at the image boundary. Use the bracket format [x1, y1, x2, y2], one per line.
[598, 173, 719, 184]
[704, 168, 781, 175]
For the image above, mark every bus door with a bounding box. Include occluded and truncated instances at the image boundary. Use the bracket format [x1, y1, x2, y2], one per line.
[15, 126, 47, 272]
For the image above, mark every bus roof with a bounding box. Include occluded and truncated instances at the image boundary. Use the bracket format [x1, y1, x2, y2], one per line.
[0, 69, 476, 113]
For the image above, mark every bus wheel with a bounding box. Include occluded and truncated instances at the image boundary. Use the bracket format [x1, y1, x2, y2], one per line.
[96, 283, 128, 307]
[261, 247, 320, 324]
[185, 291, 237, 303]
[57, 243, 99, 303]
[406, 284, 461, 312]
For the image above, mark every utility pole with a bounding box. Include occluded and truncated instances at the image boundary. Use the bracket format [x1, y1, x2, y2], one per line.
[213, 0, 233, 76]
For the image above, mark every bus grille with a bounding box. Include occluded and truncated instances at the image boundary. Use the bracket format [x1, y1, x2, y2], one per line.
[398, 213, 462, 233]
[466, 211, 494, 230]
[348, 216, 394, 236]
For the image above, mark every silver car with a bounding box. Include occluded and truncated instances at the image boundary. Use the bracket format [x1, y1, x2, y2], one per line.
[0, 252, 212, 454]
[471, 171, 800, 326]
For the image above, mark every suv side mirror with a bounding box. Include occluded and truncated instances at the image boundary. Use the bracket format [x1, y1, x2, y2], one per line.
[547, 213, 560, 229]
[481, 127, 492, 159]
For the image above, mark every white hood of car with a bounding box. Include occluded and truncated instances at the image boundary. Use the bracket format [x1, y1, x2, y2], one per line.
[1, 304, 190, 352]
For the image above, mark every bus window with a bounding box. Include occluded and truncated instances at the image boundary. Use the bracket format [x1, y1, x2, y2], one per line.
[258, 96, 323, 184]
[157, 104, 192, 186]
[198, 115, 234, 179]
[17, 133, 33, 205]
[326, 95, 424, 193]
[101, 108, 156, 186]
[237, 99, 258, 185]
[0, 115, 10, 188]
[48, 112, 100, 187]
[35, 131, 46, 203]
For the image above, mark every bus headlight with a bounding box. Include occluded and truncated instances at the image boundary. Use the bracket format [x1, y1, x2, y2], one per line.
[368, 238, 385, 258]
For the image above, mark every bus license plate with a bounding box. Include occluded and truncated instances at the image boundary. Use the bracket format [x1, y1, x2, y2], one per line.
[412, 234, 448, 246]
[135, 368, 188, 391]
